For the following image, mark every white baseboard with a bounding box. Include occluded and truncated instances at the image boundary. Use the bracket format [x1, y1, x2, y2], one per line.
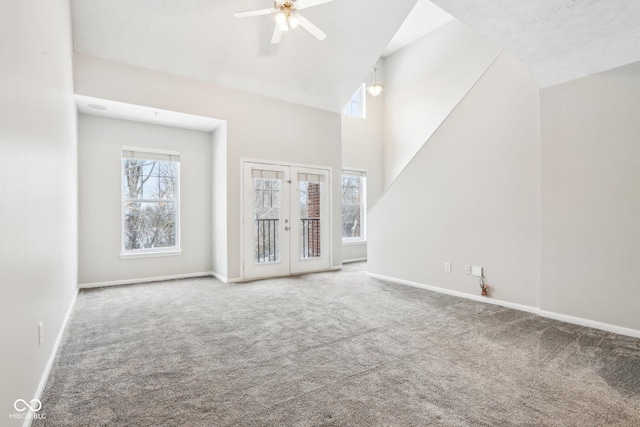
[24, 288, 78, 427]
[368, 272, 640, 339]
[79, 272, 213, 289]
[342, 257, 367, 264]
[210, 272, 242, 284]
[538, 310, 640, 339]
[368, 273, 538, 314]
[211, 271, 227, 283]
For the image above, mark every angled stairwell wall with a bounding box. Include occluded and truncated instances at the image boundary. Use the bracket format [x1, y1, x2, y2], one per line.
[383, 20, 502, 188]
[368, 50, 540, 308]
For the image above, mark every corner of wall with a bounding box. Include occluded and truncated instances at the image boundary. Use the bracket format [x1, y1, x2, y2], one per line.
[212, 124, 228, 280]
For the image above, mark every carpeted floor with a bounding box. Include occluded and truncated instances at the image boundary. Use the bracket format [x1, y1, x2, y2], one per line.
[36, 263, 640, 426]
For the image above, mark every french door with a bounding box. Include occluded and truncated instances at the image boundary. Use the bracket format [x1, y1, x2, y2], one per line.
[242, 161, 330, 280]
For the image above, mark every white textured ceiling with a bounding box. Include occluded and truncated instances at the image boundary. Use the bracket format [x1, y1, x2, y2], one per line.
[430, 0, 640, 87]
[70, 0, 417, 113]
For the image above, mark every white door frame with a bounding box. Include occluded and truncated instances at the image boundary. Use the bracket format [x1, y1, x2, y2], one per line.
[240, 159, 332, 281]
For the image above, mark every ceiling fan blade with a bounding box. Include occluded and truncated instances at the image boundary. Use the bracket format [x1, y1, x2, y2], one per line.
[234, 8, 277, 18]
[271, 25, 283, 44]
[295, 0, 332, 10]
[298, 16, 327, 41]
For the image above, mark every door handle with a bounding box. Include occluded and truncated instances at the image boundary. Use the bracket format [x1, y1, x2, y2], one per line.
[285, 226, 291, 231]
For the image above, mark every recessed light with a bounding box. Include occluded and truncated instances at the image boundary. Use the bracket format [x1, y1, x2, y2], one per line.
[88, 104, 107, 110]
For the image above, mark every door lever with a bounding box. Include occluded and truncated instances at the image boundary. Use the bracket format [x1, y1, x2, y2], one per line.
[285, 226, 291, 231]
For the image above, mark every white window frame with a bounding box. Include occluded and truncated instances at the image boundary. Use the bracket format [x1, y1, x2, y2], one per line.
[120, 146, 182, 259]
[342, 83, 367, 119]
[341, 169, 367, 243]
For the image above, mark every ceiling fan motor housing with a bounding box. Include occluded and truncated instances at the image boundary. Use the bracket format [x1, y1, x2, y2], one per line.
[278, 2, 296, 15]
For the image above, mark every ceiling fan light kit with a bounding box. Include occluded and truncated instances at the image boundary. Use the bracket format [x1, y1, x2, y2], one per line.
[287, 13, 300, 29]
[234, 0, 331, 44]
[275, 2, 300, 31]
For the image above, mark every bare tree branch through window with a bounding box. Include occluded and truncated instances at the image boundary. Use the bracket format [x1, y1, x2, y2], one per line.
[123, 158, 178, 251]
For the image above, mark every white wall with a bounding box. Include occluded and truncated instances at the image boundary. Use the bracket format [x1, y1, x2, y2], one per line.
[368, 51, 540, 308]
[78, 115, 212, 285]
[211, 125, 228, 279]
[383, 20, 501, 187]
[73, 54, 343, 281]
[541, 63, 640, 331]
[342, 80, 385, 206]
[341, 62, 386, 262]
[0, 0, 77, 422]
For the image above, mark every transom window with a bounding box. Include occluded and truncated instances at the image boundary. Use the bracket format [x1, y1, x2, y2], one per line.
[342, 83, 366, 119]
[121, 147, 180, 256]
[342, 170, 367, 242]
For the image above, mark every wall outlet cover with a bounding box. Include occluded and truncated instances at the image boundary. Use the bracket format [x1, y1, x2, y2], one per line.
[465, 265, 471, 275]
[471, 266, 483, 277]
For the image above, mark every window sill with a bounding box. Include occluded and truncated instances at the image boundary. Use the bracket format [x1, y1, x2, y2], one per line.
[120, 250, 182, 260]
[342, 240, 367, 246]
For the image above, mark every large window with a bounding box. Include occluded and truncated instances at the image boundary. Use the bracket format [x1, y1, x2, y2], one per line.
[342, 83, 366, 119]
[121, 147, 180, 256]
[342, 170, 367, 242]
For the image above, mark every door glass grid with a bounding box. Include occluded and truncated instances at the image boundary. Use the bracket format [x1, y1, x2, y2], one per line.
[253, 177, 281, 263]
[299, 180, 322, 259]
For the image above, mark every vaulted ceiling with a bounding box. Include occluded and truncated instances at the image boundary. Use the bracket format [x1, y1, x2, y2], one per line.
[71, 0, 418, 113]
[71, 0, 640, 114]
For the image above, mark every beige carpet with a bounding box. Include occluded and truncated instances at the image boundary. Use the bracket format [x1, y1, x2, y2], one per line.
[35, 263, 640, 426]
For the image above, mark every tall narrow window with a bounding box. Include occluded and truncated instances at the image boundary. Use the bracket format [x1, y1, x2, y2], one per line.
[342, 83, 366, 119]
[342, 170, 367, 242]
[121, 147, 180, 256]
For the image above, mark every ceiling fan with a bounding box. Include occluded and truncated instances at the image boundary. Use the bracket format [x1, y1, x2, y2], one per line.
[234, 0, 332, 44]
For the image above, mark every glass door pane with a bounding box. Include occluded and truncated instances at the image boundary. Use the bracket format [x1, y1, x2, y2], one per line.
[290, 168, 330, 274]
[253, 177, 281, 263]
[298, 178, 323, 259]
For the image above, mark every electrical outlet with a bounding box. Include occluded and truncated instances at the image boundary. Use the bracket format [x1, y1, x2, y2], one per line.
[444, 262, 451, 273]
[38, 322, 43, 345]
[465, 265, 471, 275]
